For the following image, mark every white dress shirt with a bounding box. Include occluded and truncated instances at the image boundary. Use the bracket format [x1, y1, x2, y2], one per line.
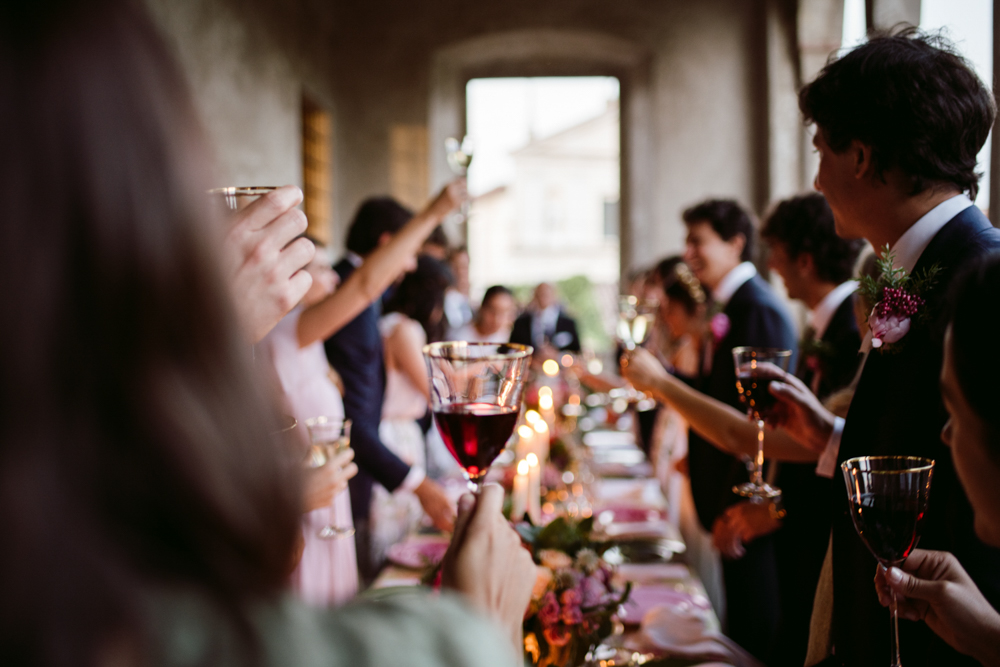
[711, 261, 758, 307]
[815, 193, 973, 478]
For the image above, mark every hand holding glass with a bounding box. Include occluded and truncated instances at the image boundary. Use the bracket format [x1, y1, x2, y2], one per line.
[842, 456, 934, 667]
[303, 417, 354, 539]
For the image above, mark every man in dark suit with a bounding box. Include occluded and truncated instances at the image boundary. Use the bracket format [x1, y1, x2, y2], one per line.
[680, 198, 798, 661]
[713, 193, 865, 666]
[509, 282, 581, 353]
[774, 29, 1000, 666]
[325, 197, 454, 580]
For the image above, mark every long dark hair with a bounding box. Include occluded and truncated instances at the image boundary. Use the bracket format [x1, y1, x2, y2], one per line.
[0, 1, 301, 664]
[384, 256, 452, 343]
[950, 252, 1000, 454]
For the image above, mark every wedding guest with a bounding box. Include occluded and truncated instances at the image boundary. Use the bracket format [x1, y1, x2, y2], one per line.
[675, 198, 797, 662]
[872, 254, 1000, 666]
[0, 4, 536, 665]
[259, 243, 360, 607]
[444, 246, 474, 338]
[421, 224, 450, 260]
[373, 256, 452, 566]
[510, 282, 582, 353]
[325, 197, 456, 581]
[767, 28, 1000, 666]
[714, 193, 864, 666]
[453, 285, 517, 344]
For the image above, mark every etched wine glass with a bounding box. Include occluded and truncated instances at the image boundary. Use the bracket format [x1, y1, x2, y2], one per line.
[424, 342, 532, 493]
[842, 456, 934, 667]
[731, 346, 792, 498]
[445, 136, 474, 223]
[303, 417, 355, 539]
[617, 295, 658, 404]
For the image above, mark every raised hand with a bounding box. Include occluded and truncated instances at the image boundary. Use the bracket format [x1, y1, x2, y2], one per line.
[768, 369, 837, 453]
[621, 347, 671, 394]
[874, 549, 1000, 665]
[441, 484, 536, 651]
[712, 501, 782, 559]
[223, 185, 315, 343]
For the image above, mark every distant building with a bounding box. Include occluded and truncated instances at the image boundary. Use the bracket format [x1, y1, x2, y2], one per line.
[468, 100, 620, 300]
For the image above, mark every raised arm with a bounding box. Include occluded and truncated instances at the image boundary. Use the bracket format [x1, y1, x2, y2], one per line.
[622, 347, 821, 463]
[296, 180, 466, 348]
[386, 319, 432, 402]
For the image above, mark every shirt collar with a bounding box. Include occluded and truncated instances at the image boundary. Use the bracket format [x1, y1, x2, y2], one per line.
[711, 261, 757, 307]
[807, 280, 857, 339]
[890, 194, 973, 273]
[345, 251, 364, 268]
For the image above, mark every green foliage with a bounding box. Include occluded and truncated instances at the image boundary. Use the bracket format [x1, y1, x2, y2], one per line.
[858, 244, 941, 321]
[517, 516, 596, 558]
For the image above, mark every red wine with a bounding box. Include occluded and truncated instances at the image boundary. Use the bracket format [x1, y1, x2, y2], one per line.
[433, 403, 519, 479]
[736, 371, 780, 423]
[850, 493, 925, 565]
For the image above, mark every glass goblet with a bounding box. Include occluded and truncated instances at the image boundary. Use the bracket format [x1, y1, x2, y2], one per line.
[731, 346, 792, 499]
[303, 417, 355, 540]
[842, 456, 934, 667]
[424, 342, 532, 493]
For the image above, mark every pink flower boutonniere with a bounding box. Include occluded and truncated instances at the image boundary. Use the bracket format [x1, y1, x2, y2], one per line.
[859, 246, 940, 353]
[710, 312, 731, 344]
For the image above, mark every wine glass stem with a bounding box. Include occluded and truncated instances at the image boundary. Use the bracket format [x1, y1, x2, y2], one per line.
[754, 419, 765, 489]
[887, 565, 903, 666]
[468, 476, 485, 495]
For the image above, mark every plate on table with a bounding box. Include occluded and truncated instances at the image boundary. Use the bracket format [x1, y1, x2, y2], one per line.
[385, 537, 449, 569]
[619, 585, 713, 625]
[596, 504, 666, 524]
[583, 430, 637, 448]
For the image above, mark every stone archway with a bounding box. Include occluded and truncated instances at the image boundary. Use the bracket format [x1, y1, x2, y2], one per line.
[427, 28, 653, 276]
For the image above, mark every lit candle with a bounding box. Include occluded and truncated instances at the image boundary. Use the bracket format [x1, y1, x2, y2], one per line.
[512, 459, 529, 521]
[538, 387, 556, 433]
[517, 424, 535, 461]
[532, 419, 550, 465]
[526, 452, 542, 524]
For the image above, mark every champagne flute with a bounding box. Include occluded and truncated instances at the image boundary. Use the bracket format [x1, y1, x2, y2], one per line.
[445, 136, 474, 223]
[303, 417, 355, 539]
[424, 342, 532, 493]
[731, 347, 792, 498]
[842, 456, 934, 667]
[617, 295, 658, 402]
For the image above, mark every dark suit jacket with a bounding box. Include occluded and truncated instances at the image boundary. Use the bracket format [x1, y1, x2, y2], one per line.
[324, 259, 411, 523]
[830, 206, 1000, 666]
[509, 310, 581, 352]
[688, 273, 798, 531]
[769, 293, 860, 666]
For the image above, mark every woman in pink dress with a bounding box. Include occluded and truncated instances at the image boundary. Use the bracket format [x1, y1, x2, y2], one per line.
[261, 252, 360, 606]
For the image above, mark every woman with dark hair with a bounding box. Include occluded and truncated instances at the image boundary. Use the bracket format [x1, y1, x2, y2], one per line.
[870, 254, 1000, 665]
[372, 257, 453, 563]
[0, 1, 533, 664]
[454, 285, 517, 343]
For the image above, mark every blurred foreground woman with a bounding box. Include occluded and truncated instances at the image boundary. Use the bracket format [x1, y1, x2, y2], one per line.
[0, 1, 532, 665]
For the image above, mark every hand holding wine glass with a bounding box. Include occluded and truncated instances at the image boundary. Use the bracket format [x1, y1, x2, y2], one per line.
[843, 456, 935, 667]
[303, 417, 356, 539]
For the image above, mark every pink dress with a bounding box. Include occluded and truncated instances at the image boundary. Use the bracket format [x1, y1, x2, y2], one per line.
[259, 307, 358, 606]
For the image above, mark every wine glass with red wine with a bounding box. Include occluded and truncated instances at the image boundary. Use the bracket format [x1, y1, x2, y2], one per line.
[424, 342, 533, 493]
[842, 456, 934, 667]
[731, 346, 792, 499]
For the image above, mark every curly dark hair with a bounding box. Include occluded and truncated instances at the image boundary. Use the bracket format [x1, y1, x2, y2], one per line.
[761, 193, 865, 284]
[384, 255, 453, 342]
[682, 199, 756, 262]
[345, 197, 413, 256]
[799, 27, 995, 199]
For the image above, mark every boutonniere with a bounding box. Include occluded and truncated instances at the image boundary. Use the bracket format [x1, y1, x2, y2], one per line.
[709, 312, 730, 344]
[799, 337, 833, 371]
[859, 245, 940, 352]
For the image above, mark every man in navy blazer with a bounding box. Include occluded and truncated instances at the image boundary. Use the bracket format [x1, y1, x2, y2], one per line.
[714, 193, 865, 666]
[681, 198, 798, 661]
[775, 29, 1000, 666]
[325, 197, 454, 579]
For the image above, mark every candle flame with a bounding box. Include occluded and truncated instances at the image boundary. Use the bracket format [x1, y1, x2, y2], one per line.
[538, 386, 553, 398]
[533, 420, 549, 434]
[525, 410, 540, 424]
[538, 394, 554, 410]
[517, 459, 529, 475]
[542, 359, 560, 376]
[518, 425, 534, 439]
[526, 453, 539, 466]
